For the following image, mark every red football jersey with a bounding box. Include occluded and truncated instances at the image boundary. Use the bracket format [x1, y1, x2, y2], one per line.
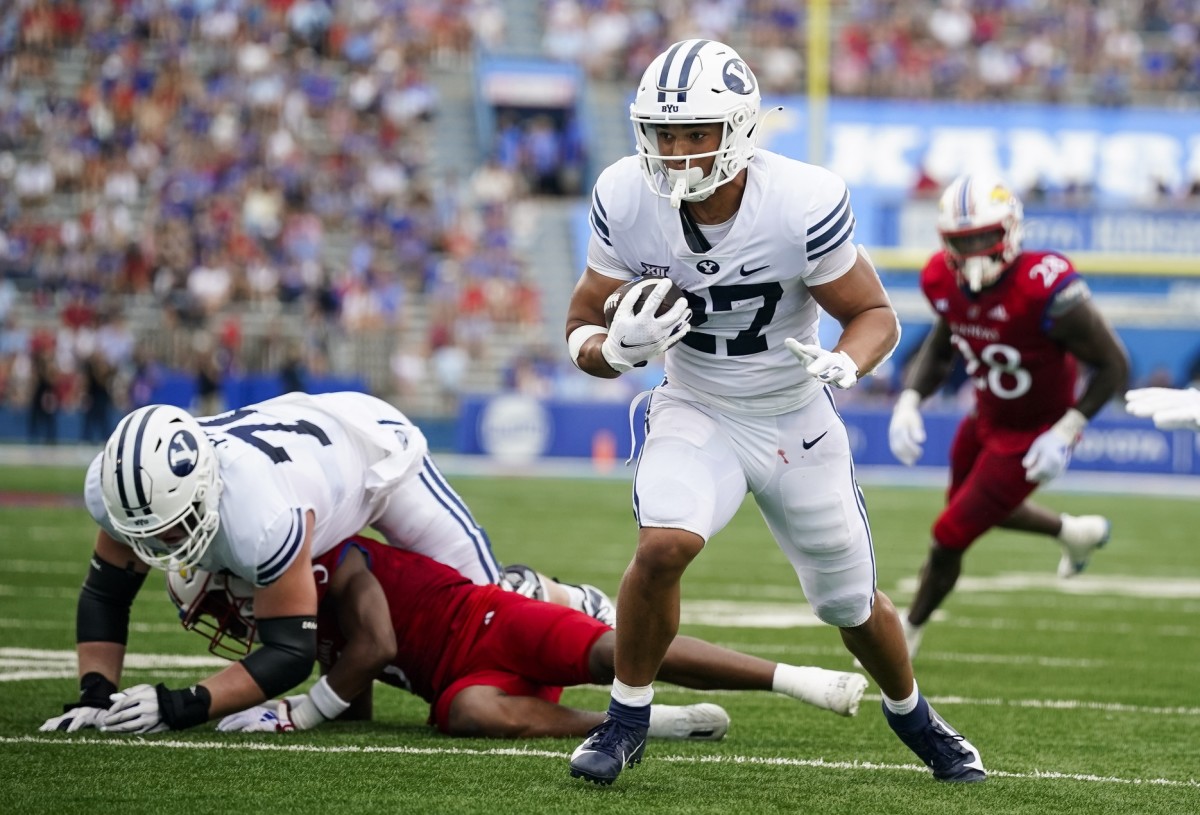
[313, 537, 495, 705]
[920, 250, 1082, 432]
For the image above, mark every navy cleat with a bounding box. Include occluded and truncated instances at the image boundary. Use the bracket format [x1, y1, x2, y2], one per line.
[569, 716, 648, 785]
[884, 697, 986, 783]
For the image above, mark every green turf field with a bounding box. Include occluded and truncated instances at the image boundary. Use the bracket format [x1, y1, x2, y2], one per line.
[1, 465, 1197, 814]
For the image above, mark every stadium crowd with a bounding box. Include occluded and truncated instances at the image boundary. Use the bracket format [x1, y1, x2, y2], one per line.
[543, 0, 1200, 104]
[0, 0, 550, 427]
[2, 0, 1198, 437]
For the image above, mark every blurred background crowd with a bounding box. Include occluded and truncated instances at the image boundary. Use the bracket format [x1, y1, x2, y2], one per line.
[2, 0, 1199, 443]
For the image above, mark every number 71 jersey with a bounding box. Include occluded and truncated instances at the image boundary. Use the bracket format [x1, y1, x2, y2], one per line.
[920, 250, 1082, 432]
[84, 392, 428, 585]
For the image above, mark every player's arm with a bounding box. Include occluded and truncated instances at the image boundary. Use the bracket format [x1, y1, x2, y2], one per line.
[806, 250, 901, 378]
[201, 519, 320, 718]
[103, 512, 320, 734]
[887, 317, 956, 466]
[320, 546, 397, 712]
[564, 267, 628, 379]
[1023, 289, 1129, 483]
[1047, 297, 1130, 419]
[901, 317, 956, 398]
[39, 529, 149, 732]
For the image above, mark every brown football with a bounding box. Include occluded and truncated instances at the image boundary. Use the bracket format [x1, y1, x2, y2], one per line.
[603, 276, 685, 327]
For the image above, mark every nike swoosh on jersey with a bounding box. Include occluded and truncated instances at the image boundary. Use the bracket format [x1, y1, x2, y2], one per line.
[739, 264, 770, 276]
[801, 431, 828, 450]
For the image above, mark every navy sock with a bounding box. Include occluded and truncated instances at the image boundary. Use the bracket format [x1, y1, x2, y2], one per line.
[607, 698, 651, 729]
[884, 694, 930, 733]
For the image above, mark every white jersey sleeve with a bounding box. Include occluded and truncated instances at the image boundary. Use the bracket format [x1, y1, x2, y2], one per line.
[586, 168, 639, 280]
[794, 166, 858, 285]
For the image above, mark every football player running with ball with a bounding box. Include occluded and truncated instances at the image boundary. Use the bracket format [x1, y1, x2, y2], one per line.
[39, 392, 611, 736]
[888, 175, 1129, 658]
[564, 39, 985, 785]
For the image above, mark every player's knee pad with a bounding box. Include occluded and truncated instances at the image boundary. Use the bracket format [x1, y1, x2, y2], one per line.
[812, 589, 873, 628]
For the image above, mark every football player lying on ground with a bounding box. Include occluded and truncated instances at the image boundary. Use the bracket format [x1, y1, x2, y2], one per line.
[40, 392, 612, 735]
[182, 535, 869, 739]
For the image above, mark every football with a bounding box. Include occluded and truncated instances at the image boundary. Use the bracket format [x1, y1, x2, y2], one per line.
[603, 276, 685, 327]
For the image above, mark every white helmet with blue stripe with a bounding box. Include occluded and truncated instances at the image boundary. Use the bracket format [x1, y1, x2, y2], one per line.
[100, 404, 223, 571]
[937, 174, 1024, 292]
[630, 39, 763, 208]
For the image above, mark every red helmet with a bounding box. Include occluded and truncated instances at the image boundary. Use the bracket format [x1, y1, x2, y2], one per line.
[166, 567, 256, 659]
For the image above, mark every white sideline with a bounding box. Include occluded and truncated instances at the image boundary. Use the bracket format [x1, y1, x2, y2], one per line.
[1, 735, 1196, 789]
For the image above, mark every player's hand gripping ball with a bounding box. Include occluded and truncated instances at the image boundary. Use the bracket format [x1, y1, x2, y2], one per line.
[599, 277, 691, 373]
[603, 276, 685, 327]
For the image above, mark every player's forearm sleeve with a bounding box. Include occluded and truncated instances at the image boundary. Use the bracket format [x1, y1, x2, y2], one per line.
[76, 556, 148, 644]
[241, 616, 317, 699]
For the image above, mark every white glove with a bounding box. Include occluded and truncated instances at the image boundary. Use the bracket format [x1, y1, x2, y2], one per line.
[39, 706, 107, 733]
[1022, 408, 1087, 484]
[217, 704, 294, 733]
[101, 684, 169, 734]
[600, 279, 692, 373]
[888, 389, 926, 466]
[784, 340, 859, 389]
[1125, 387, 1200, 431]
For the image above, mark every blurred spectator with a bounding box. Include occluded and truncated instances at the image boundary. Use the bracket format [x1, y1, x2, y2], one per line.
[192, 332, 224, 416]
[79, 349, 114, 443]
[28, 341, 60, 444]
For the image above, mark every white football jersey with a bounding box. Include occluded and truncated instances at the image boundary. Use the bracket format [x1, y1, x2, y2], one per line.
[586, 150, 858, 413]
[85, 392, 427, 586]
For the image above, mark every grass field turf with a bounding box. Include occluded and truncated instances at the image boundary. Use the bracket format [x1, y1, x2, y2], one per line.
[0, 464, 1197, 814]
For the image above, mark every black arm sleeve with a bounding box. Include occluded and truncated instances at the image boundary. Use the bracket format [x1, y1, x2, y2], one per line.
[76, 556, 148, 644]
[240, 616, 317, 699]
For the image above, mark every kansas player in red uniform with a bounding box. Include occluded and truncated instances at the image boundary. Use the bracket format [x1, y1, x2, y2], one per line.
[181, 536, 869, 739]
[888, 174, 1129, 658]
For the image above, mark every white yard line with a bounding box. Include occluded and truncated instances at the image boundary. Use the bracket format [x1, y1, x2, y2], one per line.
[1, 735, 1196, 788]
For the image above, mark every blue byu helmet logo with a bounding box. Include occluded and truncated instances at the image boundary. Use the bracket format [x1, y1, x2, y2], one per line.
[722, 59, 755, 94]
[167, 430, 200, 477]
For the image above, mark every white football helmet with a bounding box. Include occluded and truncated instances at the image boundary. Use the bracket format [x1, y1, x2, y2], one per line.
[936, 173, 1024, 292]
[99, 405, 223, 572]
[630, 39, 764, 208]
[167, 567, 257, 659]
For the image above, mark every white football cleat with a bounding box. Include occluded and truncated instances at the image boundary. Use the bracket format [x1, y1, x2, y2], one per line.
[1057, 515, 1110, 579]
[577, 583, 616, 628]
[499, 563, 547, 600]
[648, 703, 730, 740]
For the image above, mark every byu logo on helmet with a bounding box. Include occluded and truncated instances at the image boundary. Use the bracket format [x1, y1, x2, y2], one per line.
[722, 59, 755, 94]
[168, 430, 201, 477]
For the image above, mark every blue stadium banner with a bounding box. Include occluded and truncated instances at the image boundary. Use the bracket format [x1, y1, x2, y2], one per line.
[760, 97, 1200, 203]
[756, 97, 1200, 245]
[457, 397, 1199, 477]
